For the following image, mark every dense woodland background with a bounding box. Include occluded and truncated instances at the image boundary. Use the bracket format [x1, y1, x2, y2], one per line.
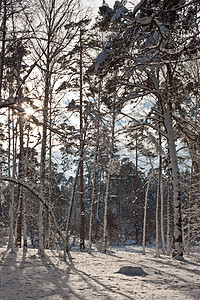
[0, 0, 199, 259]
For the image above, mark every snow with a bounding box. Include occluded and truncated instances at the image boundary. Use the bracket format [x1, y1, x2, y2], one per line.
[1, 245, 200, 300]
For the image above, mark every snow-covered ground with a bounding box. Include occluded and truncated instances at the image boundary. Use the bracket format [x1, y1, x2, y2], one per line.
[0, 245, 200, 300]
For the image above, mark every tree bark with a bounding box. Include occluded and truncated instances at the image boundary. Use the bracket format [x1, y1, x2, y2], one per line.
[166, 179, 171, 256]
[155, 169, 160, 258]
[79, 28, 85, 251]
[88, 162, 97, 254]
[102, 159, 112, 253]
[164, 109, 183, 258]
[159, 133, 165, 255]
[0, 0, 7, 98]
[142, 177, 151, 255]
[64, 162, 80, 260]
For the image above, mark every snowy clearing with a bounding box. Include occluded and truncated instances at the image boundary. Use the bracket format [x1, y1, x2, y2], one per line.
[0, 246, 200, 300]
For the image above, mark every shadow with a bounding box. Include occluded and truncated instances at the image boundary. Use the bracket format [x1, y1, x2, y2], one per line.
[1, 247, 199, 300]
[68, 259, 135, 300]
[151, 257, 200, 276]
[0, 248, 80, 300]
[1, 248, 136, 300]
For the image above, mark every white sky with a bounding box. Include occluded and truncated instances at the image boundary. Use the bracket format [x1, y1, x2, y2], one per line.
[86, 0, 116, 14]
[85, 0, 138, 16]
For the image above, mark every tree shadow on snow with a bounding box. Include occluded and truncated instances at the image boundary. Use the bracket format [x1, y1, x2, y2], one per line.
[151, 257, 200, 276]
[0, 249, 81, 300]
[67, 259, 135, 300]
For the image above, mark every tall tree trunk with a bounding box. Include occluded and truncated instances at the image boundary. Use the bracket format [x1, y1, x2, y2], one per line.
[96, 169, 102, 222]
[64, 162, 80, 260]
[135, 133, 139, 244]
[79, 28, 85, 251]
[164, 64, 183, 258]
[23, 128, 30, 252]
[159, 133, 165, 254]
[47, 98, 52, 249]
[164, 109, 183, 258]
[155, 168, 160, 258]
[7, 108, 15, 251]
[187, 166, 193, 255]
[0, 0, 7, 98]
[38, 5, 53, 254]
[15, 56, 24, 248]
[15, 131, 23, 247]
[88, 162, 97, 254]
[15, 126, 23, 247]
[39, 71, 50, 255]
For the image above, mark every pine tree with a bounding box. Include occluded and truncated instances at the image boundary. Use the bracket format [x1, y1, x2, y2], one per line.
[89, 0, 199, 258]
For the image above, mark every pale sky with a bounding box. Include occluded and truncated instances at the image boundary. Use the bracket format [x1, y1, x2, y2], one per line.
[86, 0, 116, 14]
[85, 0, 138, 17]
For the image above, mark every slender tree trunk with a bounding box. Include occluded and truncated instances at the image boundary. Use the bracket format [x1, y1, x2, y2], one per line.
[187, 167, 193, 255]
[39, 75, 49, 255]
[0, 0, 7, 98]
[15, 122, 24, 247]
[88, 96, 99, 253]
[88, 162, 97, 254]
[10, 111, 17, 250]
[39, 18, 52, 255]
[22, 194, 27, 251]
[135, 133, 139, 244]
[102, 159, 112, 253]
[155, 169, 160, 258]
[64, 162, 80, 260]
[7, 108, 15, 251]
[47, 99, 52, 249]
[159, 133, 165, 255]
[143, 178, 151, 255]
[79, 28, 85, 251]
[166, 179, 171, 256]
[23, 129, 30, 252]
[15, 58, 24, 248]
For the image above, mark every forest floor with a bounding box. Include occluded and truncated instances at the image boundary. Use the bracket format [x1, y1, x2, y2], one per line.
[0, 244, 200, 300]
